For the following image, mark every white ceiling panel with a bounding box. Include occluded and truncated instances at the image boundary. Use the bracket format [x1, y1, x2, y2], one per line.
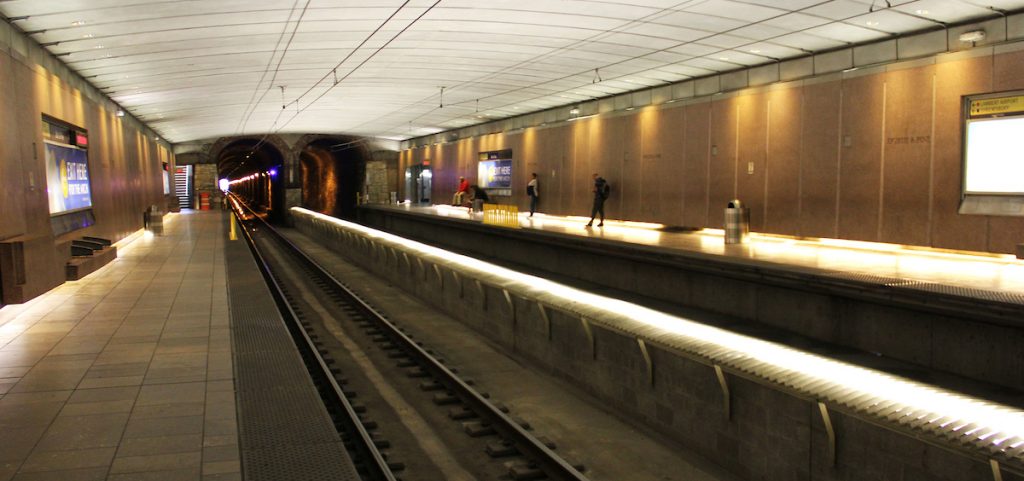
[0, 0, 1015, 142]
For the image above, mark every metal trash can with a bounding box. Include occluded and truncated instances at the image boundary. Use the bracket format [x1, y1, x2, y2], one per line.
[724, 199, 749, 244]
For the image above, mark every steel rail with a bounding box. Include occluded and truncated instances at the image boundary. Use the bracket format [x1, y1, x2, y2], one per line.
[232, 198, 591, 481]
[229, 201, 398, 481]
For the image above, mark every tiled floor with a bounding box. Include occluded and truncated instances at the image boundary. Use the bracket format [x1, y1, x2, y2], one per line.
[396, 204, 1024, 295]
[0, 211, 238, 481]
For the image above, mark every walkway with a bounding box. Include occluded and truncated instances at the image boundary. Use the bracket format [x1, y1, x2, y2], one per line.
[0, 212, 238, 481]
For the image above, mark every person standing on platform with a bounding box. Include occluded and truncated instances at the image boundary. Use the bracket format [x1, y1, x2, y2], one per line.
[452, 176, 469, 206]
[527, 172, 539, 217]
[585, 173, 610, 228]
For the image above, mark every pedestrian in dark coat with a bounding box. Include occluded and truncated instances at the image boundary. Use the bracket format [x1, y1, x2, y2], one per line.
[586, 173, 609, 227]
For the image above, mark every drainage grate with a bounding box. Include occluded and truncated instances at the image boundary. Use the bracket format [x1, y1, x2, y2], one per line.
[243, 443, 360, 481]
[819, 271, 906, 286]
[890, 281, 1024, 306]
[225, 232, 361, 481]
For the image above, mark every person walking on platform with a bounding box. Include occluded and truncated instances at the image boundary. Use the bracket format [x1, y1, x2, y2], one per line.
[527, 172, 539, 217]
[452, 176, 469, 206]
[585, 173, 610, 228]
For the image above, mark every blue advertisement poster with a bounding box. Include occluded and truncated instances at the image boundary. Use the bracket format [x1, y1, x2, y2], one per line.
[477, 149, 513, 193]
[478, 159, 512, 189]
[45, 142, 93, 215]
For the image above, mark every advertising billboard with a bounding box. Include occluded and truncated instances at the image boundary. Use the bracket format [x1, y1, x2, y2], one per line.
[45, 141, 93, 215]
[477, 149, 512, 195]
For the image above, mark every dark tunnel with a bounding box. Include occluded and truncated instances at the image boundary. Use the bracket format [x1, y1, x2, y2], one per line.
[217, 139, 285, 222]
[299, 138, 369, 220]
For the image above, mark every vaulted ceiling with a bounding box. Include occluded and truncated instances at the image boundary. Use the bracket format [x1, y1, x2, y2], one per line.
[1, 0, 1019, 143]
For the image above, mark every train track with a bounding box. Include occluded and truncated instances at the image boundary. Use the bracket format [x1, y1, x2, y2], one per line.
[231, 198, 591, 481]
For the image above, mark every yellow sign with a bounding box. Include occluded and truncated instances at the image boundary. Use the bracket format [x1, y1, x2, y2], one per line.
[482, 203, 520, 229]
[969, 95, 1024, 117]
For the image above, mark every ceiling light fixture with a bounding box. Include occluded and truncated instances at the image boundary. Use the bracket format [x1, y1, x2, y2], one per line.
[866, 21, 879, 26]
[82, 34, 93, 38]
[915, 9, 929, 15]
[567, 114, 597, 122]
[93, 45, 103, 49]
[71, 20, 86, 26]
[749, 49, 760, 53]
[116, 109, 125, 117]
[959, 30, 986, 43]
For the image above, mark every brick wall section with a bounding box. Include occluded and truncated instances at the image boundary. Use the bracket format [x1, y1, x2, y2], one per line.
[363, 161, 390, 204]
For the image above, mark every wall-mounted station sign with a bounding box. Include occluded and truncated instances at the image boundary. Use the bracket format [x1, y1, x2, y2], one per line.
[969, 95, 1024, 118]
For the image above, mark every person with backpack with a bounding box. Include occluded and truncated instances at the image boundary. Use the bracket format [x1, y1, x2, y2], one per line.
[586, 173, 610, 227]
[526, 172, 539, 217]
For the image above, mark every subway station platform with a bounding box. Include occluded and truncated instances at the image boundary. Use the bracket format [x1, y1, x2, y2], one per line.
[0, 211, 357, 481]
[384, 204, 1024, 297]
[358, 204, 1024, 392]
[0, 212, 238, 481]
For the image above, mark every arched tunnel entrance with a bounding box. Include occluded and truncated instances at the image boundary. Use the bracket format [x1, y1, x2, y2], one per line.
[217, 139, 286, 222]
[299, 138, 368, 220]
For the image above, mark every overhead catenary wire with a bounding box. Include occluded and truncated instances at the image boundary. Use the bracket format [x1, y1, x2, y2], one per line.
[230, 1, 436, 180]
[354, 0, 924, 138]
[269, 0, 441, 134]
[235, 0, 309, 135]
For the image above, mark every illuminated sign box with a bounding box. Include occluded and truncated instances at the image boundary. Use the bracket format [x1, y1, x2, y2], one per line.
[477, 149, 512, 196]
[960, 92, 1024, 216]
[42, 116, 96, 235]
[45, 142, 93, 215]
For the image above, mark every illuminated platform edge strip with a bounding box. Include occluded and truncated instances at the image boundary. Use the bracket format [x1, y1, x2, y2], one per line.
[291, 207, 1024, 466]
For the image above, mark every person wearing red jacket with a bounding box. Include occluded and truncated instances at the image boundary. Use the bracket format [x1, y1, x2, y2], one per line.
[452, 176, 469, 206]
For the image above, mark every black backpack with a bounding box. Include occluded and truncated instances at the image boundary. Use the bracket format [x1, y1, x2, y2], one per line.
[600, 180, 611, 199]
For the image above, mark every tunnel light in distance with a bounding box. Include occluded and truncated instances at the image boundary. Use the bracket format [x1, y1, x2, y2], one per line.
[218, 178, 229, 191]
[268, 168, 278, 177]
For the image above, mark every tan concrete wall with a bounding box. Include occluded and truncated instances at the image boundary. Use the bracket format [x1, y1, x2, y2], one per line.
[0, 25, 171, 303]
[399, 50, 1024, 254]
